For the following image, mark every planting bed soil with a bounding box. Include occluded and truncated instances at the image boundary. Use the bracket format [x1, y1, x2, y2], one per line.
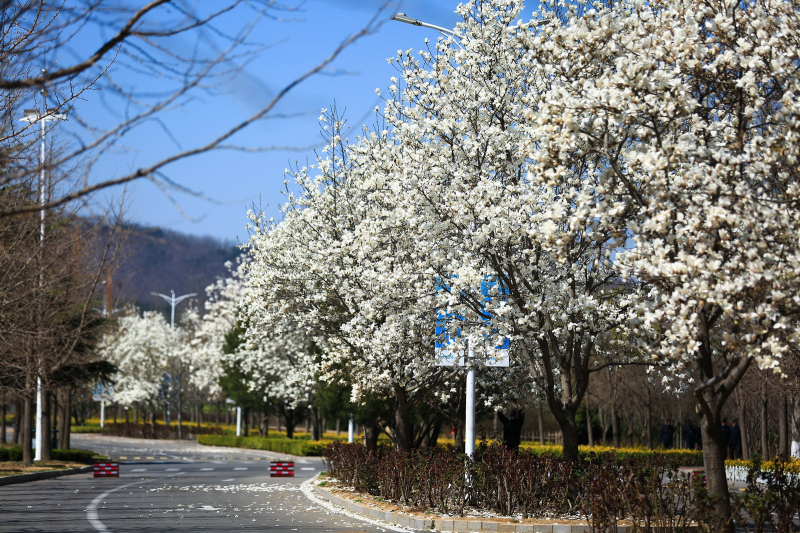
[0, 461, 87, 477]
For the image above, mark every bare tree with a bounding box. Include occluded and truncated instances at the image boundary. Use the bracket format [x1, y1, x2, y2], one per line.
[0, 0, 391, 218]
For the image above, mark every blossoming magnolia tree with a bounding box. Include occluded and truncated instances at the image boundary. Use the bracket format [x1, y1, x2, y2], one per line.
[320, 0, 641, 460]
[97, 309, 179, 423]
[243, 109, 533, 450]
[521, 0, 800, 515]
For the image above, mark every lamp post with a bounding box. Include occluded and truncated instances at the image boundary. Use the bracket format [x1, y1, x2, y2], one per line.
[21, 76, 67, 461]
[391, 13, 457, 36]
[151, 290, 196, 439]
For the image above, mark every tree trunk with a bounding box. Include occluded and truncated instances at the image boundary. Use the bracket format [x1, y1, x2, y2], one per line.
[0, 401, 6, 444]
[13, 399, 22, 444]
[645, 403, 653, 449]
[792, 396, 800, 459]
[177, 393, 183, 440]
[40, 390, 52, 460]
[611, 400, 621, 448]
[243, 408, 249, 437]
[22, 391, 33, 464]
[736, 388, 749, 460]
[585, 398, 594, 447]
[216, 402, 221, 426]
[391, 387, 416, 451]
[700, 418, 731, 531]
[537, 402, 544, 445]
[778, 395, 788, 458]
[58, 388, 71, 450]
[761, 387, 769, 459]
[364, 424, 380, 449]
[310, 406, 323, 441]
[197, 404, 203, 434]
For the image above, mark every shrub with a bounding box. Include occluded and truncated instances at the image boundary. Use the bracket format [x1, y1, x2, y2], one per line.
[0, 447, 95, 463]
[196, 435, 333, 456]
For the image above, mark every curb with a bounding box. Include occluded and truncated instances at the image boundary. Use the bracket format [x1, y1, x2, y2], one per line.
[0, 465, 93, 487]
[312, 485, 597, 533]
[311, 485, 700, 533]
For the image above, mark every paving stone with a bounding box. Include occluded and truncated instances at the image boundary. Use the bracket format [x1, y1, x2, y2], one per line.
[469, 521, 485, 531]
[531, 524, 553, 533]
[481, 521, 500, 531]
[453, 519, 471, 531]
[515, 525, 535, 533]
[553, 525, 574, 533]
[499, 524, 520, 533]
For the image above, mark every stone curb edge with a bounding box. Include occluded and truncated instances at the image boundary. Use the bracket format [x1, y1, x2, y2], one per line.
[0, 465, 93, 487]
[312, 485, 597, 533]
[311, 486, 701, 533]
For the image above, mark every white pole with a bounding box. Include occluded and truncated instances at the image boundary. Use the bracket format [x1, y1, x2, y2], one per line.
[348, 414, 354, 443]
[236, 406, 242, 437]
[465, 340, 476, 457]
[34, 98, 46, 462]
[100, 400, 105, 429]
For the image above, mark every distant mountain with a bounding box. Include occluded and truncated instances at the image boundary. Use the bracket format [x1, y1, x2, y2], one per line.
[109, 223, 241, 314]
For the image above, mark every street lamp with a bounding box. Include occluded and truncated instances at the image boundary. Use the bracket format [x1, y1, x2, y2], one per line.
[151, 290, 197, 438]
[390, 13, 457, 36]
[21, 79, 67, 461]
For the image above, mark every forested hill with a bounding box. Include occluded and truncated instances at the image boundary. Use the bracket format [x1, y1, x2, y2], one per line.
[110, 223, 240, 312]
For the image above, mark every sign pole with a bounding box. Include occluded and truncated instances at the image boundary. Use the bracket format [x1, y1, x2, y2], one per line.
[236, 406, 242, 437]
[100, 400, 105, 428]
[348, 413, 354, 443]
[465, 339, 476, 457]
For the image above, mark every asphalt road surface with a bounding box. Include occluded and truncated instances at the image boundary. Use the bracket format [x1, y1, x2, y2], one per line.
[0, 434, 416, 533]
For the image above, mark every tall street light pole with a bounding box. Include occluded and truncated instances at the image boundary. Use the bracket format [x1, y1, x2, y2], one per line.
[21, 73, 67, 461]
[151, 290, 196, 439]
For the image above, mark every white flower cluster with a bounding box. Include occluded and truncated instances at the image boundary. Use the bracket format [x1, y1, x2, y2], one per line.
[241, 0, 798, 452]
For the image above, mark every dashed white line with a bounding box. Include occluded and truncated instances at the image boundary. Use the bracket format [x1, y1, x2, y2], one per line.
[233, 467, 248, 471]
[131, 468, 147, 472]
[199, 468, 214, 471]
[222, 478, 235, 482]
[165, 468, 180, 471]
[301, 467, 315, 471]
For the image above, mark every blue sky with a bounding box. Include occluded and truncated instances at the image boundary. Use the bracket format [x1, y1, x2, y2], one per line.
[73, 0, 468, 243]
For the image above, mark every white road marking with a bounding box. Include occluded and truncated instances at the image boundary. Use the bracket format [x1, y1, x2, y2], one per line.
[200, 468, 214, 471]
[222, 478, 235, 482]
[165, 468, 180, 471]
[299, 475, 410, 532]
[86, 480, 148, 532]
[233, 467, 248, 471]
[131, 468, 147, 472]
[301, 467, 315, 470]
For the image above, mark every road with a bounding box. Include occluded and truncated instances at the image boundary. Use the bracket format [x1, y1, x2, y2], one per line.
[0, 434, 414, 532]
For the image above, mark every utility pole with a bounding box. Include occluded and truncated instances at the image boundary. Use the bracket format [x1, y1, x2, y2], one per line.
[151, 290, 196, 439]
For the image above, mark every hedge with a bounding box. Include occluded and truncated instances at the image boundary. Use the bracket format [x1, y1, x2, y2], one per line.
[196, 435, 333, 456]
[520, 443, 704, 466]
[0, 447, 95, 462]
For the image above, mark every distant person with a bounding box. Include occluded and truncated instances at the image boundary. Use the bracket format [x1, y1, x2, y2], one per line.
[729, 420, 742, 459]
[498, 408, 525, 454]
[661, 419, 675, 449]
[683, 420, 696, 450]
[721, 418, 731, 459]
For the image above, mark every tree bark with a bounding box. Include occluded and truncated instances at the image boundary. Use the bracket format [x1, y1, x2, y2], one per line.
[778, 394, 788, 457]
[197, 403, 203, 434]
[761, 386, 769, 459]
[0, 401, 6, 444]
[22, 391, 33, 464]
[736, 387, 749, 460]
[364, 424, 380, 449]
[585, 398, 594, 447]
[700, 418, 731, 531]
[13, 399, 22, 444]
[537, 402, 544, 445]
[611, 400, 621, 448]
[58, 388, 71, 450]
[391, 387, 416, 451]
[40, 390, 52, 460]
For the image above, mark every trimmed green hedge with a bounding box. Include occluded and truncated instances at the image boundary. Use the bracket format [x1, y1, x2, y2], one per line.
[0, 447, 95, 462]
[519, 443, 704, 466]
[197, 435, 332, 456]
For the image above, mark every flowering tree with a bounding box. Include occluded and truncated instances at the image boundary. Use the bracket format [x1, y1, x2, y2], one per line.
[523, 0, 800, 514]
[97, 309, 178, 422]
[243, 108, 534, 449]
